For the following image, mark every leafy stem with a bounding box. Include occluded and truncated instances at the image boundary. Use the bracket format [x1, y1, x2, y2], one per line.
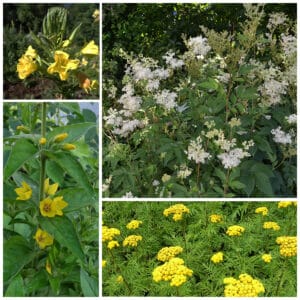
[39, 103, 47, 201]
[223, 169, 231, 196]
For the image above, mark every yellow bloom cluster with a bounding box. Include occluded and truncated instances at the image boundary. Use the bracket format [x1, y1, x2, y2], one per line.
[102, 260, 107, 267]
[108, 240, 120, 249]
[262, 254, 272, 263]
[211, 252, 224, 263]
[263, 221, 280, 231]
[157, 246, 183, 262]
[210, 214, 223, 223]
[126, 220, 143, 229]
[163, 204, 190, 221]
[276, 236, 297, 257]
[223, 273, 265, 297]
[278, 201, 297, 208]
[123, 235, 142, 247]
[226, 225, 245, 236]
[152, 257, 193, 287]
[255, 207, 268, 216]
[102, 226, 120, 242]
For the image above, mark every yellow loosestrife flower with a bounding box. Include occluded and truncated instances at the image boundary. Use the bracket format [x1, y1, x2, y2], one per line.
[81, 40, 99, 55]
[47, 51, 79, 81]
[40, 197, 68, 217]
[17, 46, 38, 79]
[53, 132, 68, 143]
[262, 254, 272, 263]
[15, 181, 32, 200]
[34, 228, 54, 249]
[62, 143, 76, 150]
[211, 252, 224, 264]
[126, 220, 142, 230]
[44, 178, 59, 196]
[46, 260, 52, 274]
[52, 196, 68, 216]
[39, 137, 47, 145]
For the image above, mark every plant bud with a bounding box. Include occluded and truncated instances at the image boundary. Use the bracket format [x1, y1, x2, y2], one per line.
[53, 133, 68, 143]
[62, 143, 76, 150]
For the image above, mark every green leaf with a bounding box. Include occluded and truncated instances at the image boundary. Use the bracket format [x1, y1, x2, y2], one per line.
[58, 188, 96, 212]
[80, 269, 99, 297]
[214, 168, 226, 182]
[25, 270, 48, 295]
[254, 172, 274, 196]
[5, 274, 25, 296]
[4, 236, 35, 282]
[38, 216, 85, 262]
[46, 152, 93, 194]
[46, 160, 65, 185]
[4, 139, 38, 180]
[199, 78, 219, 90]
[229, 181, 246, 190]
[251, 162, 275, 178]
[46, 123, 95, 143]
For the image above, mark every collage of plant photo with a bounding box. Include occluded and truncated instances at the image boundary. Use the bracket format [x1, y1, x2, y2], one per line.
[1, 1, 298, 299]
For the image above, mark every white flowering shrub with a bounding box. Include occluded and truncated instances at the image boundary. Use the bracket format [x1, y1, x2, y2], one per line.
[103, 4, 296, 198]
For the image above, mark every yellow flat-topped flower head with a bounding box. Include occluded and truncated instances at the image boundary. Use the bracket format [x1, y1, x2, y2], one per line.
[34, 228, 54, 249]
[255, 207, 268, 216]
[210, 214, 223, 223]
[47, 51, 79, 81]
[15, 181, 32, 200]
[262, 254, 272, 263]
[108, 240, 119, 249]
[126, 220, 143, 230]
[211, 252, 224, 263]
[44, 178, 59, 196]
[81, 40, 99, 55]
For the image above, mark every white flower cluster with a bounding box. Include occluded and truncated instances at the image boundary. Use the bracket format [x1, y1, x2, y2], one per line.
[118, 83, 142, 116]
[218, 148, 251, 169]
[267, 12, 287, 31]
[281, 34, 297, 58]
[154, 89, 178, 111]
[176, 164, 192, 179]
[163, 51, 185, 69]
[271, 127, 292, 144]
[186, 35, 211, 58]
[186, 136, 211, 164]
[122, 191, 136, 198]
[102, 175, 113, 193]
[285, 114, 297, 124]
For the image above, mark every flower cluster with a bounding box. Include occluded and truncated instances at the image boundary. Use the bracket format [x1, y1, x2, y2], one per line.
[276, 236, 297, 257]
[211, 252, 224, 264]
[271, 127, 292, 144]
[152, 257, 193, 287]
[108, 240, 120, 250]
[126, 220, 143, 230]
[261, 254, 272, 263]
[278, 201, 297, 208]
[157, 246, 183, 262]
[186, 136, 211, 164]
[123, 235, 142, 247]
[226, 225, 245, 236]
[163, 203, 190, 221]
[263, 221, 280, 231]
[102, 226, 121, 242]
[223, 273, 265, 297]
[209, 214, 223, 223]
[255, 207, 268, 216]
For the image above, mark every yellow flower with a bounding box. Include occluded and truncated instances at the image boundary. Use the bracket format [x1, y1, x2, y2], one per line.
[157, 246, 183, 262]
[278, 201, 297, 208]
[81, 40, 98, 55]
[16, 125, 30, 133]
[126, 220, 143, 230]
[62, 40, 70, 48]
[162, 174, 171, 182]
[116, 275, 123, 283]
[17, 54, 37, 80]
[102, 226, 121, 242]
[34, 228, 54, 249]
[25, 45, 37, 58]
[210, 214, 222, 223]
[46, 259, 52, 274]
[44, 178, 59, 196]
[53, 133, 68, 143]
[102, 260, 107, 267]
[40, 197, 68, 217]
[108, 240, 119, 249]
[123, 235, 142, 247]
[62, 143, 76, 150]
[276, 236, 297, 257]
[226, 225, 245, 236]
[262, 254, 272, 263]
[263, 221, 280, 231]
[255, 207, 268, 216]
[15, 181, 32, 200]
[211, 252, 224, 263]
[53, 197, 68, 216]
[163, 204, 190, 221]
[92, 9, 100, 21]
[47, 51, 79, 81]
[39, 137, 47, 145]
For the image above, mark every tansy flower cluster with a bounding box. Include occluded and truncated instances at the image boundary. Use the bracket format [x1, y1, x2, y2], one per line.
[211, 252, 224, 264]
[276, 236, 297, 257]
[255, 207, 268, 216]
[123, 235, 142, 247]
[278, 201, 297, 208]
[152, 257, 193, 287]
[223, 273, 265, 297]
[263, 221, 280, 231]
[209, 214, 222, 223]
[126, 220, 143, 229]
[102, 226, 121, 242]
[163, 203, 190, 221]
[262, 254, 272, 263]
[226, 225, 245, 236]
[157, 246, 183, 262]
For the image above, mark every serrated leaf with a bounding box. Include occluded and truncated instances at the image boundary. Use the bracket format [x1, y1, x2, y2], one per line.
[80, 269, 98, 297]
[39, 216, 85, 262]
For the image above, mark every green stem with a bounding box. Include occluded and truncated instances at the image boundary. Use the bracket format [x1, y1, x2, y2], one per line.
[196, 163, 201, 185]
[223, 169, 230, 196]
[39, 103, 47, 201]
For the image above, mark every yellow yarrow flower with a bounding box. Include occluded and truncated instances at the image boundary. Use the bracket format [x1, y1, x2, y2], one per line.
[107, 240, 119, 249]
[34, 228, 54, 249]
[47, 51, 79, 81]
[39, 137, 47, 145]
[157, 246, 183, 262]
[40, 197, 68, 217]
[15, 181, 32, 201]
[262, 254, 272, 263]
[62, 143, 76, 150]
[123, 235, 142, 247]
[126, 220, 142, 230]
[46, 259, 52, 274]
[211, 252, 224, 264]
[81, 40, 99, 55]
[226, 225, 245, 236]
[53, 133, 68, 143]
[255, 207, 268, 216]
[44, 178, 59, 196]
[263, 221, 280, 231]
[210, 214, 222, 223]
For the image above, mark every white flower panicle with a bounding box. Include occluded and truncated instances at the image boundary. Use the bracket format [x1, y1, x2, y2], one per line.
[218, 148, 251, 169]
[118, 83, 142, 115]
[285, 114, 297, 124]
[112, 119, 143, 138]
[187, 35, 211, 58]
[122, 191, 136, 198]
[177, 164, 192, 179]
[186, 136, 211, 164]
[154, 89, 178, 110]
[280, 34, 297, 57]
[271, 127, 292, 144]
[104, 108, 123, 127]
[267, 12, 287, 30]
[163, 51, 185, 69]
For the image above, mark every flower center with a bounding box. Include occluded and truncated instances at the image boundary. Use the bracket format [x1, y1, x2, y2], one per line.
[43, 203, 51, 212]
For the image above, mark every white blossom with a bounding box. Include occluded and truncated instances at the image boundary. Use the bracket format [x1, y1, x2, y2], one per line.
[152, 180, 160, 186]
[271, 126, 292, 144]
[187, 35, 211, 57]
[104, 108, 123, 127]
[122, 191, 136, 198]
[112, 119, 143, 137]
[218, 148, 250, 169]
[267, 12, 287, 30]
[176, 164, 192, 179]
[163, 51, 185, 69]
[186, 136, 211, 164]
[285, 114, 297, 124]
[281, 34, 297, 57]
[154, 89, 178, 110]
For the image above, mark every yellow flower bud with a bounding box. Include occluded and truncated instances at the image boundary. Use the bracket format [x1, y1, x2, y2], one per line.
[53, 133, 68, 143]
[62, 143, 76, 150]
[39, 137, 47, 145]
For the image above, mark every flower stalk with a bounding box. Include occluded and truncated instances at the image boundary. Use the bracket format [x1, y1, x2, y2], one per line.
[39, 103, 47, 201]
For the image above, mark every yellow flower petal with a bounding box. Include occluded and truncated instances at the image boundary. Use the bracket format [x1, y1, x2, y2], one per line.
[34, 228, 54, 249]
[15, 181, 32, 200]
[53, 196, 68, 216]
[81, 40, 98, 55]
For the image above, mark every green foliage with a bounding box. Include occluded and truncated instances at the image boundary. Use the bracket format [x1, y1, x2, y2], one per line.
[102, 201, 297, 296]
[3, 103, 98, 296]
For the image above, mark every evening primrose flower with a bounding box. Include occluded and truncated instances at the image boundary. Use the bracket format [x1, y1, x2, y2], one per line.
[123, 235, 142, 247]
[211, 252, 224, 263]
[40, 197, 68, 217]
[17, 46, 38, 79]
[34, 228, 54, 249]
[15, 181, 32, 200]
[53, 132, 68, 143]
[44, 178, 58, 196]
[81, 40, 99, 55]
[126, 220, 142, 230]
[62, 143, 76, 150]
[39, 137, 47, 145]
[262, 254, 272, 263]
[47, 51, 79, 81]
[255, 207, 268, 216]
